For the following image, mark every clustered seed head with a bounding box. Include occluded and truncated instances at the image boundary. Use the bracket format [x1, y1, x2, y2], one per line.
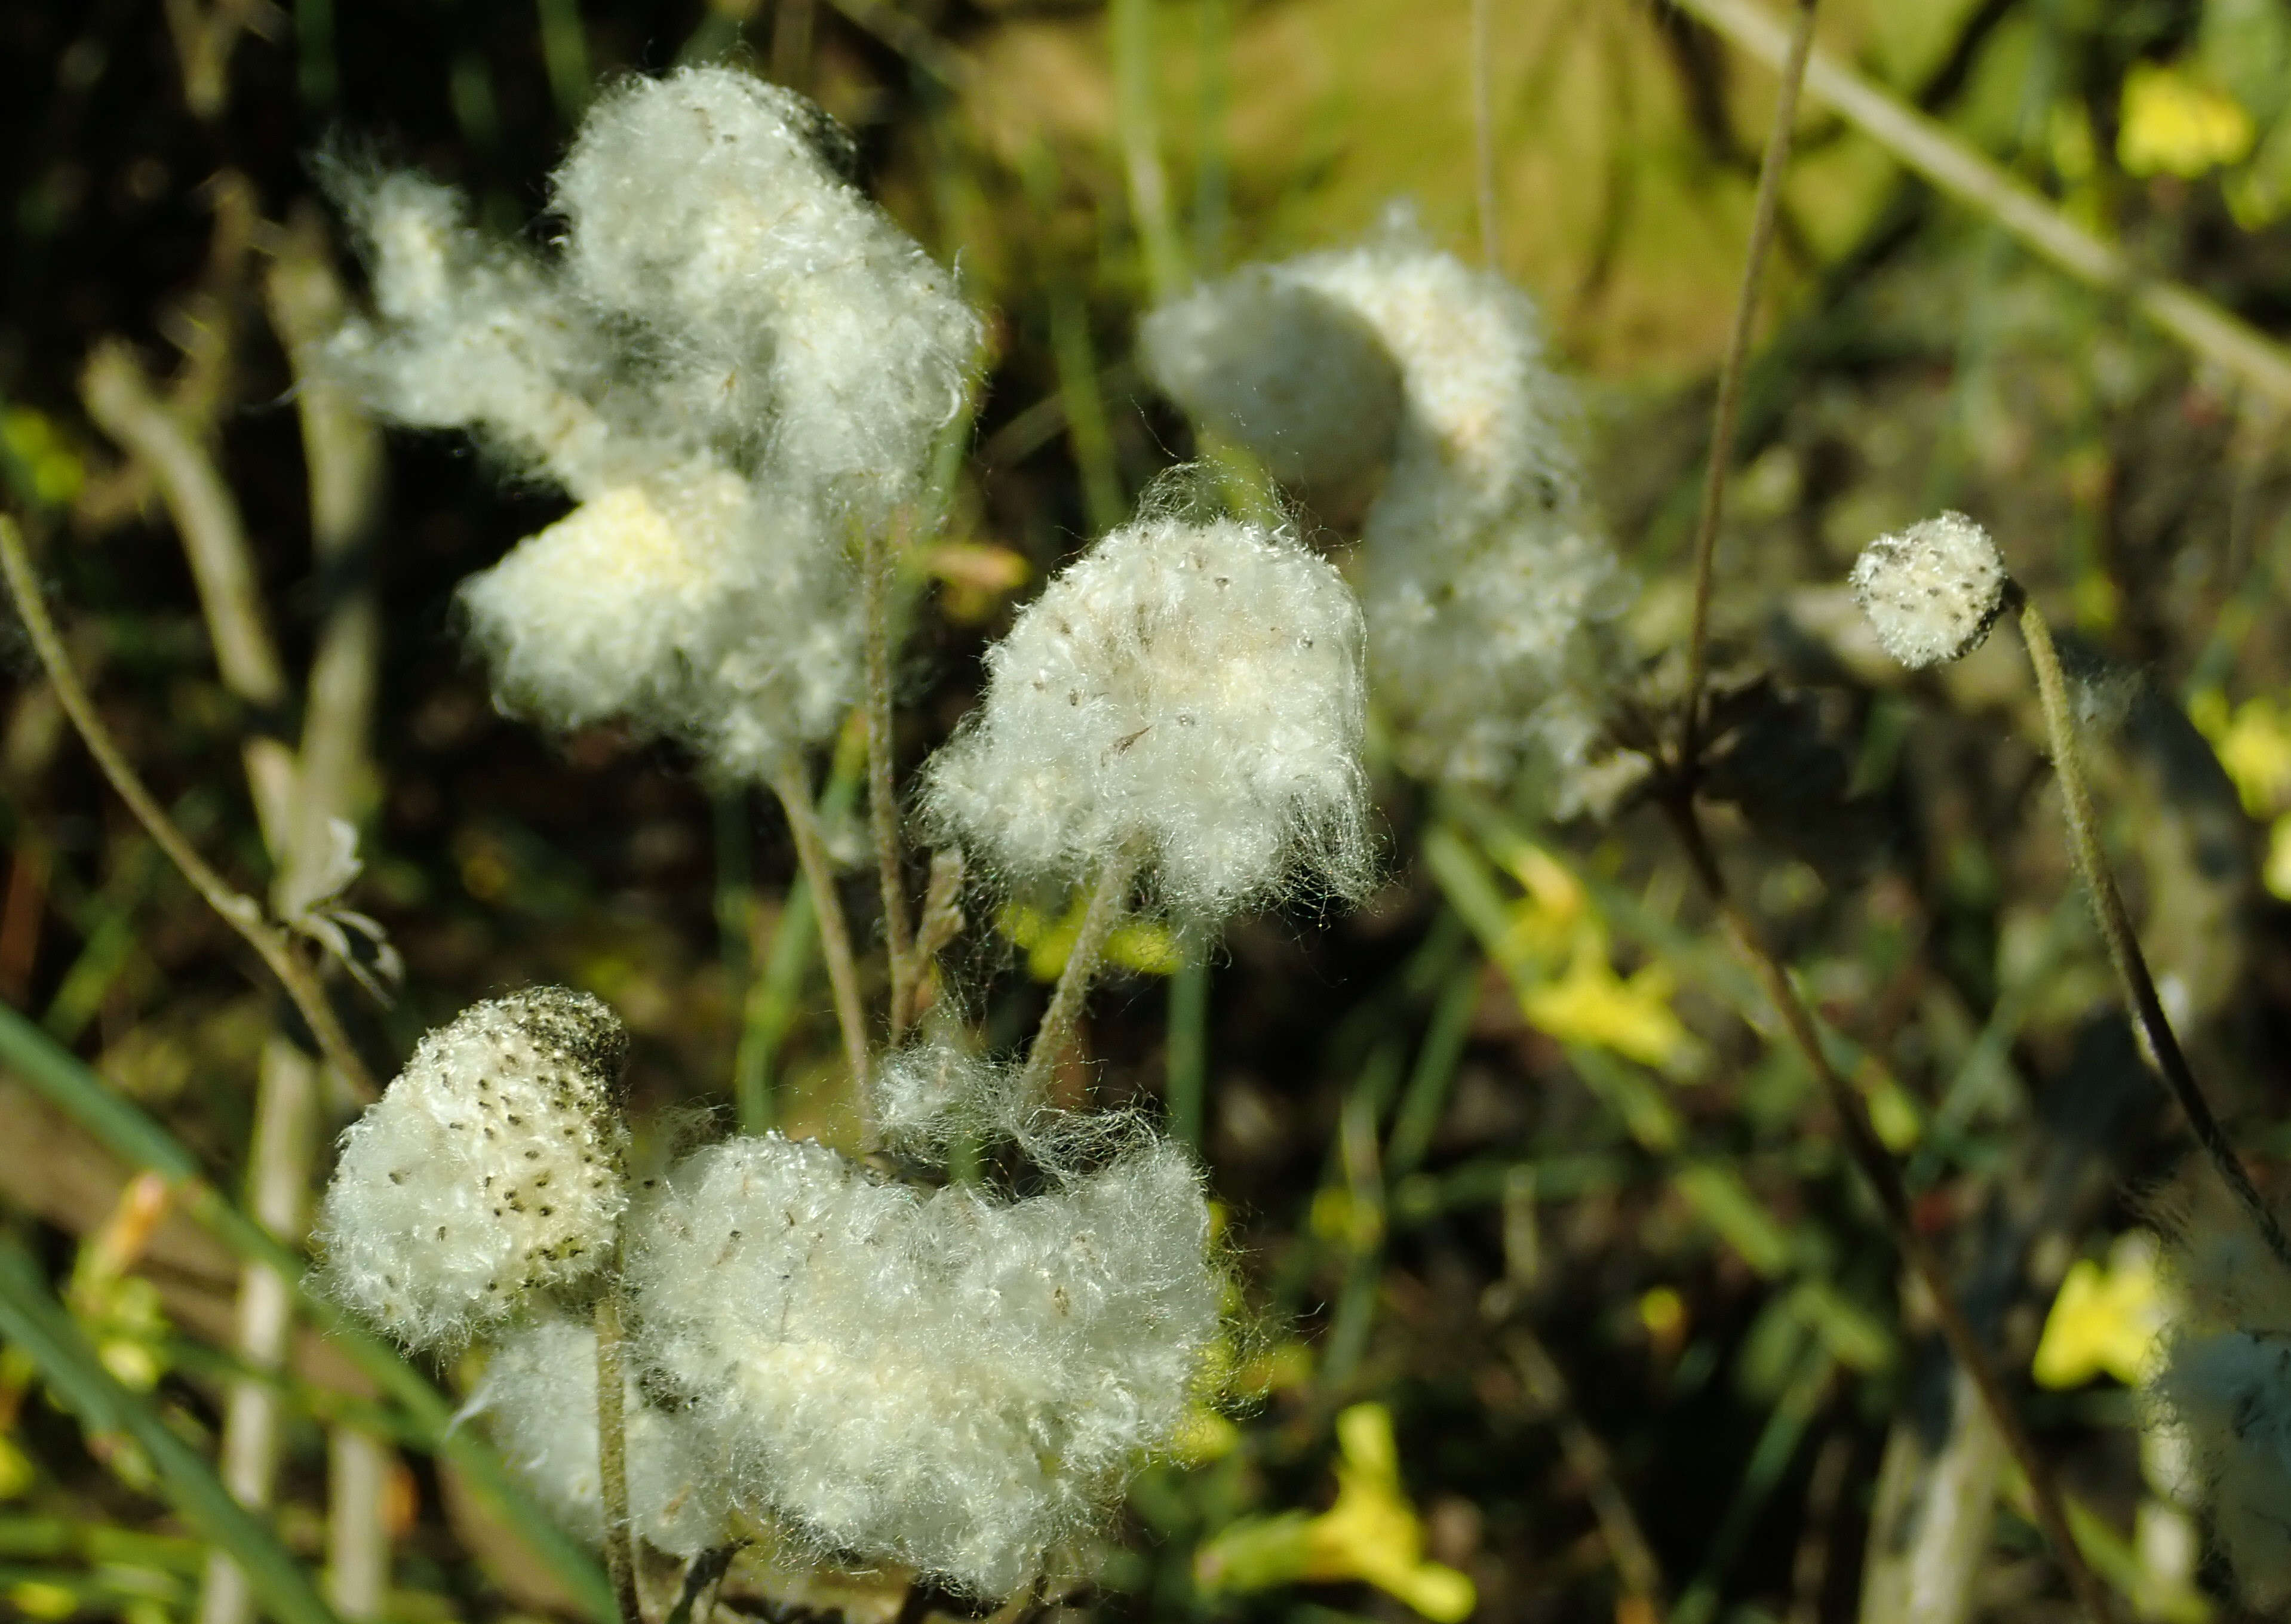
[1847, 511, 2011, 670]
[327, 65, 978, 778]
[1140, 211, 1634, 793]
[920, 504, 1372, 919]
[628, 1131, 1224, 1597]
[2144, 1174, 2291, 1603]
[472, 1314, 727, 1559]
[315, 987, 629, 1351]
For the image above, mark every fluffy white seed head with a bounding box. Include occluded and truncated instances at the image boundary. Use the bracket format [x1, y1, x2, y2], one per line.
[920, 506, 1372, 918]
[328, 66, 973, 775]
[316, 988, 629, 1350]
[1140, 215, 1632, 791]
[454, 469, 859, 767]
[2153, 1330, 2291, 1601]
[1139, 270, 1404, 490]
[629, 1132, 1223, 1596]
[1848, 512, 2011, 669]
[550, 68, 979, 509]
[472, 1314, 726, 1558]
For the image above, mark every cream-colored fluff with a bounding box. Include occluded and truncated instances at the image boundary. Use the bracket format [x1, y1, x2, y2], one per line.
[921, 506, 1372, 919]
[315, 989, 628, 1351]
[629, 1133, 1223, 1597]
[1141, 214, 1632, 791]
[472, 1314, 727, 1559]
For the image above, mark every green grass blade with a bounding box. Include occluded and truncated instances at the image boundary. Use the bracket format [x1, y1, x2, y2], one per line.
[0, 1236, 343, 1624]
[0, 1002, 618, 1623]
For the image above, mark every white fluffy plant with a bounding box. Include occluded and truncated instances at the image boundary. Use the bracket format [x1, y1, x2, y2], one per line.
[1141, 211, 1634, 796]
[327, 64, 979, 783]
[315, 987, 629, 1350]
[628, 1122, 1221, 1595]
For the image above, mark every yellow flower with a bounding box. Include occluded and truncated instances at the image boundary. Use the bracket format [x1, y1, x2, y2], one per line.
[1518, 935, 1691, 1071]
[2032, 1232, 2167, 1389]
[2120, 63, 2255, 178]
[997, 894, 1179, 979]
[1195, 1404, 1476, 1622]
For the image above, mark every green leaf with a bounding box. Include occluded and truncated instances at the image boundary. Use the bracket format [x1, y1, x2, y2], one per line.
[0, 1002, 617, 1623]
[0, 1237, 340, 1624]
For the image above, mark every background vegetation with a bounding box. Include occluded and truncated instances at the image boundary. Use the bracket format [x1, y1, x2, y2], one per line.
[7, 1, 2291, 1622]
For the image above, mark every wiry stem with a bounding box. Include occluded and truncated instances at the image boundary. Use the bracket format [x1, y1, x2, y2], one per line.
[766, 756, 875, 1142]
[2014, 596, 2291, 1271]
[864, 522, 916, 1044]
[1017, 851, 1139, 1103]
[0, 517, 376, 1101]
[1676, 0, 1819, 773]
[1660, 795, 2112, 1624]
[594, 1269, 642, 1624]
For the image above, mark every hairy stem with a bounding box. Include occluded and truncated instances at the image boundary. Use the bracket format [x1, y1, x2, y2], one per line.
[1018, 851, 1140, 1103]
[594, 1272, 642, 1624]
[766, 756, 874, 1142]
[1677, 0, 1819, 773]
[864, 523, 916, 1043]
[1661, 796, 2113, 1624]
[2014, 597, 2291, 1271]
[0, 517, 375, 1100]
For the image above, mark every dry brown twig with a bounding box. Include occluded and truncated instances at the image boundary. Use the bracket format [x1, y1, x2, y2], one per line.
[0, 516, 375, 1103]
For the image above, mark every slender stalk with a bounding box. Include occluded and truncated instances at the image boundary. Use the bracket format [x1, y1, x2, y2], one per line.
[765, 756, 874, 1140]
[81, 342, 298, 853]
[1111, 0, 1185, 302]
[198, 1037, 320, 1624]
[0, 517, 375, 1100]
[1016, 851, 1139, 1103]
[2014, 597, 2291, 1271]
[1470, 0, 1500, 267]
[325, 1428, 391, 1620]
[1165, 934, 1209, 1150]
[594, 1273, 642, 1624]
[1676, 0, 1819, 774]
[864, 522, 916, 1042]
[1660, 794, 2112, 1624]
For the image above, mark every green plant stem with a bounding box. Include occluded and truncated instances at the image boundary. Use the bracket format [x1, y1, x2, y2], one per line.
[737, 879, 815, 1134]
[1111, 0, 1184, 302]
[0, 516, 375, 1101]
[2014, 596, 2291, 1271]
[1677, 0, 1819, 774]
[766, 756, 874, 1142]
[864, 522, 916, 1042]
[1017, 850, 1139, 1103]
[0, 1001, 618, 1623]
[1165, 935, 1209, 1150]
[0, 1237, 344, 1624]
[1660, 795, 2112, 1624]
[594, 1269, 641, 1624]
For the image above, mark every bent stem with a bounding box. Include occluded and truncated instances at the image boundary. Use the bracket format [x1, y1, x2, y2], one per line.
[1017, 850, 1140, 1103]
[1660, 796, 2113, 1624]
[764, 756, 875, 1143]
[2014, 596, 2291, 1271]
[864, 522, 917, 1042]
[1676, 0, 1820, 773]
[593, 1269, 641, 1624]
[0, 516, 375, 1100]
